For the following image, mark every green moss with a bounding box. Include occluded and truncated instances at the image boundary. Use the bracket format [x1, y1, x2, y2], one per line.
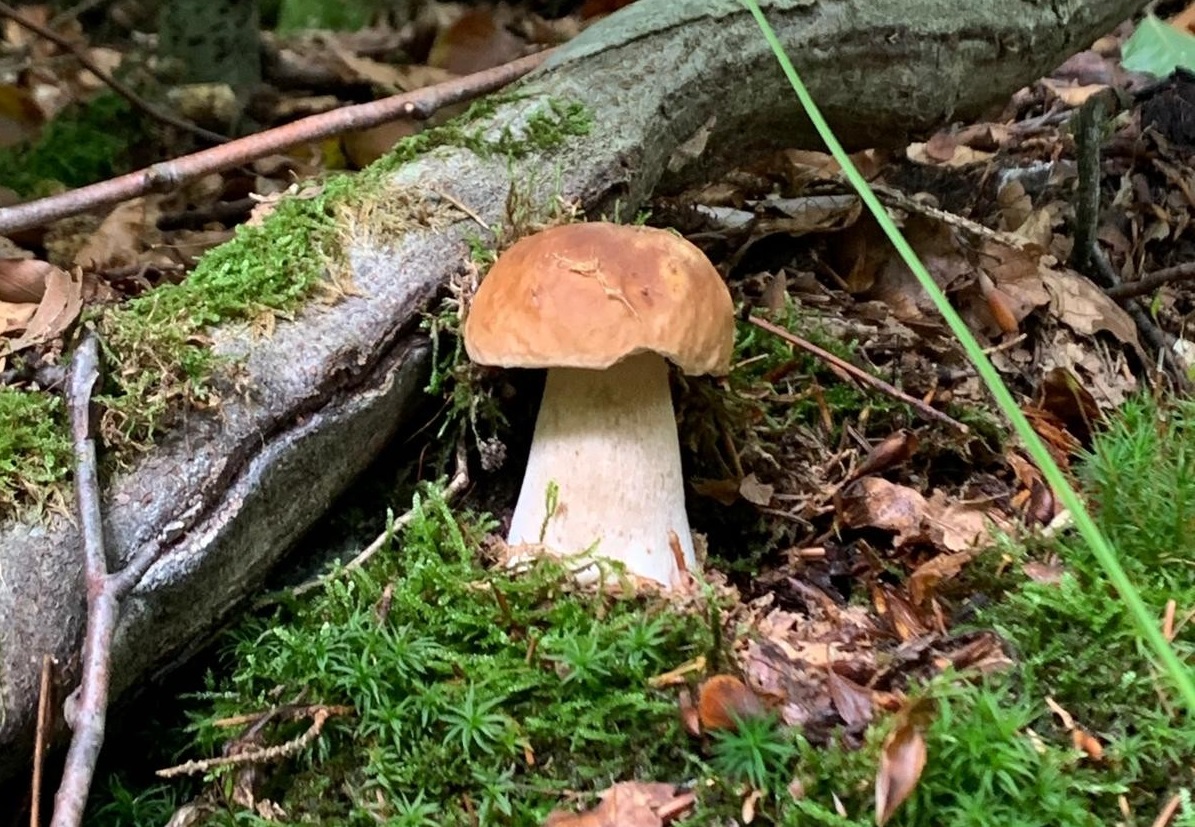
[89, 393, 1195, 826]
[274, 0, 388, 33]
[0, 387, 71, 512]
[0, 95, 591, 516]
[164, 485, 720, 824]
[0, 92, 142, 197]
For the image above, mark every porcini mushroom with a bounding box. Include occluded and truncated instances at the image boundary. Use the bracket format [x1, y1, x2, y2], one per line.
[463, 221, 734, 588]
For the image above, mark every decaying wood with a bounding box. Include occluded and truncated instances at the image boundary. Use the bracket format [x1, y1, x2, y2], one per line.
[0, 0, 1150, 785]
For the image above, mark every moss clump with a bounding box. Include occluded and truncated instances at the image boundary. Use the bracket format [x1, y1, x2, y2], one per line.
[167, 486, 719, 824]
[0, 388, 72, 513]
[0, 92, 142, 197]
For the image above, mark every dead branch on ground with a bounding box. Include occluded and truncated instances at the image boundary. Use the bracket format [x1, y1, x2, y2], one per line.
[50, 333, 171, 827]
[155, 705, 351, 779]
[747, 315, 969, 435]
[0, 50, 551, 235]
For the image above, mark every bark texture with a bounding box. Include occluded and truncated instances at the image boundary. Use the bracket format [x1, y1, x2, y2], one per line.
[0, 0, 1148, 784]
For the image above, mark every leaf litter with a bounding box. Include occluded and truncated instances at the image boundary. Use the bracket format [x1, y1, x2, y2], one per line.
[12, 0, 1195, 823]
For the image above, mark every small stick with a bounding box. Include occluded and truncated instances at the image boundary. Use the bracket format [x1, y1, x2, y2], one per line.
[1151, 793, 1182, 827]
[746, 315, 969, 434]
[0, 2, 228, 144]
[31, 654, 53, 827]
[1104, 262, 1195, 301]
[50, 335, 175, 827]
[50, 334, 109, 827]
[155, 705, 350, 779]
[0, 50, 552, 235]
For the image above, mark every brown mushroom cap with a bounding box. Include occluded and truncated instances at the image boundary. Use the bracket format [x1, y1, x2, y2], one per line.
[463, 222, 735, 375]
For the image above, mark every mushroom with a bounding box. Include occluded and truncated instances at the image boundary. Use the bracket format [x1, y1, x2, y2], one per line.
[463, 221, 734, 588]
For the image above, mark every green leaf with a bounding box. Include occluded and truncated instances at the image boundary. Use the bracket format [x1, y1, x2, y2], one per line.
[1122, 15, 1195, 77]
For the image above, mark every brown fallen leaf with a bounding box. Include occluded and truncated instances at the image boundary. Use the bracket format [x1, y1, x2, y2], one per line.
[908, 550, 976, 605]
[698, 674, 767, 732]
[1041, 265, 1140, 348]
[0, 258, 54, 303]
[875, 585, 930, 642]
[0, 299, 36, 335]
[543, 781, 693, 827]
[73, 196, 164, 271]
[429, 8, 525, 76]
[1037, 366, 1103, 448]
[875, 700, 934, 825]
[837, 477, 928, 542]
[6, 264, 81, 353]
[739, 473, 775, 507]
[827, 667, 873, 728]
[849, 430, 919, 481]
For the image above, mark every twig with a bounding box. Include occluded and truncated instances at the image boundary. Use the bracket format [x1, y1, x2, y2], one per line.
[31, 654, 53, 827]
[49, 336, 176, 826]
[1104, 262, 1195, 301]
[0, 49, 552, 235]
[50, 333, 108, 827]
[1151, 793, 1182, 827]
[430, 189, 490, 232]
[1067, 95, 1191, 389]
[288, 441, 471, 599]
[0, 1, 228, 144]
[1069, 96, 1104, 274]
[746, 315, 970, 435]
[155, 705, 350, 778]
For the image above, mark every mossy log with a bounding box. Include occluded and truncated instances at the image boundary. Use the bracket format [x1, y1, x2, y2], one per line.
[0, 0, 1147, 784]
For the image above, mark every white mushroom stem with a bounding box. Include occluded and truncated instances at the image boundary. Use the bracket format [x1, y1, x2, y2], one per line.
[506, 351, 697, 588]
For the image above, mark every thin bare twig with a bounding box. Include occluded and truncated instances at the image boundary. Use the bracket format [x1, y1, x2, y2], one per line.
[747, 314, 970, 435]
[0, 49, 552, 235]
[1104, 262, 1195, 301]
[1067, 96, 1191, 389]
[50, 333, 108, 827]
[51, 335, 178, 827]
[1151, 793, 1182, 827]
[288, 442, 471, 599]
[31, 654, 53, 827]
[0, 1, 228, 144]
[155, 705, 350, 778]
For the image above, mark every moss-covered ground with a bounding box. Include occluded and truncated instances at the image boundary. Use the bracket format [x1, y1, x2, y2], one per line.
[84, 325, 1195, 825]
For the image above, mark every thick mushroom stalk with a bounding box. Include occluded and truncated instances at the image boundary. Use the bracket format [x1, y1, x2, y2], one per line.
[506, 352, 695, 587]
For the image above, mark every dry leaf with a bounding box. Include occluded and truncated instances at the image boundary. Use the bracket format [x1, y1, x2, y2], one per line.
[429, 8, 524, 75]
[851, 430, 919, 480]
[739, 473, 775, 507]
[742, 788, 762, 823]
[908, 551, 976, 605]
[827, 668, 873, 728]
[875, 704, 932, 825]
[7, 264, 81, 352]
[73, 197, 163, 271]
[0, 258, 54, 303]
[543, 781, 692, 827]
[837, 477, 928, 543]
[1041, 266, 1140, 347]
[698, 674, 766, 732]
[0, 300, 37, 335]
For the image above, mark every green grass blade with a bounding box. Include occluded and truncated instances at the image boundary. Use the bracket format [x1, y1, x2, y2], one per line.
[739, 0, 1195, 711]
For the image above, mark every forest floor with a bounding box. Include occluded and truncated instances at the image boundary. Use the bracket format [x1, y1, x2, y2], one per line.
[4, 1, 1195, 826]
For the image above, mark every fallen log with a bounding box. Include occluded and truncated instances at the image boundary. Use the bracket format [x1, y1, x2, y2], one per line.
[0, 0, 1148, 786]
